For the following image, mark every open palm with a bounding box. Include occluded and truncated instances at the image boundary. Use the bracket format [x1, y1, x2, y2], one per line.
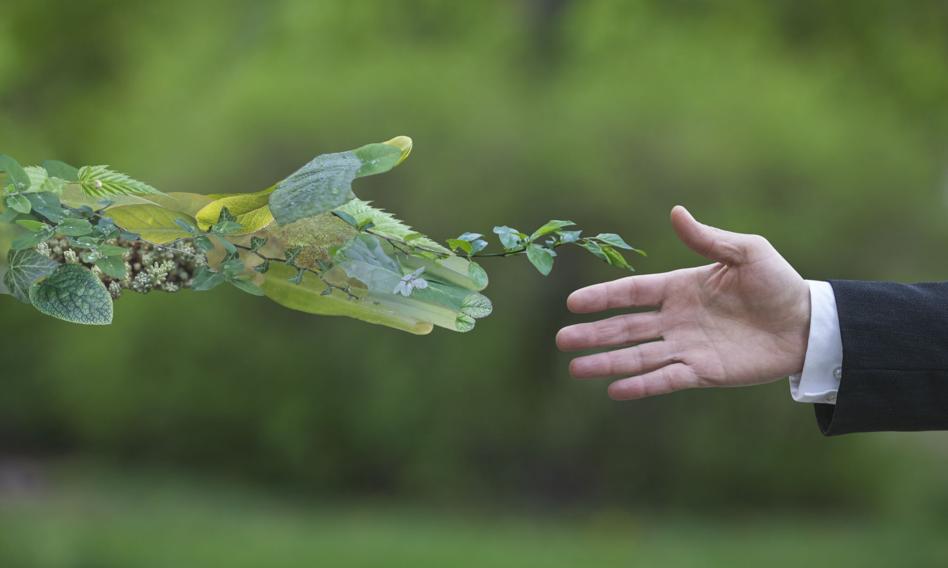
[556, 206, 811, 400]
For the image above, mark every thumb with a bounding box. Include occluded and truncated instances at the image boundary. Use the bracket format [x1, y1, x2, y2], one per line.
[670, 206, 751, 265]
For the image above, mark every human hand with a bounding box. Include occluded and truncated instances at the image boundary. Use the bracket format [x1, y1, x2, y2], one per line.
[556, 206, 811, 400]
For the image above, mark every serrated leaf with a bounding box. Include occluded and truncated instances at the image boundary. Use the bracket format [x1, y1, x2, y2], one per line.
[95, 255, 127, 279]
[28, 264, 113, 325]
[526, 244, 555, 276]
[592, 233, 635, 250]
[334, 199, 450, 254]
[529, 220, 575, 242]
[105, 205, 195, 243]
[268, 137, 412, 225]
[3, 248, 59, 303]
[0, 155, 31, 192]
[77, 165, 163, 197]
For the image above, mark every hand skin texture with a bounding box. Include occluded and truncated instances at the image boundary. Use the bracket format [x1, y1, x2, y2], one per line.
[556, 206, 811, 401]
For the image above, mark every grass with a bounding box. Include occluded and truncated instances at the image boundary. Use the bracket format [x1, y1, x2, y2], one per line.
[0, 462, 945, 568]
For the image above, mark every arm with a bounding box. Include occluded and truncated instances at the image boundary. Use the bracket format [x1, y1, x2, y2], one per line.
[556, 206, 948, 435]
[816, 280, 948, 434]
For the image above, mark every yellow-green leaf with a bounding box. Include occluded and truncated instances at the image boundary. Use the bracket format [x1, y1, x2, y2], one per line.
[195, 186, 275, 234]
[260, 262, 432, 335]
[106, 205, 196, 243]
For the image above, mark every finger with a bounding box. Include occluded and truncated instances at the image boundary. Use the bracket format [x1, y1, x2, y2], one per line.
[607, 363, 700, 400]
[670, 205, 752, 265]
[567, 273, 668, 314]
[569, 340, 673, 379]
[556, 312, 663, 352]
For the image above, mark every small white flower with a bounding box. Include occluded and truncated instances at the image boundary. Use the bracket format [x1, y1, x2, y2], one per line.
[36, 242, 51, 257]
[108, 281, 123, 298]
[393, 267, 428, 297]
[63, 249, 78, 264]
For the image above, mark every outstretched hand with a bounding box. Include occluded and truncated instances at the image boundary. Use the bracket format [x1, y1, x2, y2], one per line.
[556, 206, 811, 400]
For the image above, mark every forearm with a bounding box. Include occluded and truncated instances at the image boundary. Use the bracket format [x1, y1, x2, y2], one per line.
[815, 280, 948, 435]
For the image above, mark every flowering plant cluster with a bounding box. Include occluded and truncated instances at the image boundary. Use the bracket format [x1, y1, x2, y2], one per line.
[0, 138, 642, 334]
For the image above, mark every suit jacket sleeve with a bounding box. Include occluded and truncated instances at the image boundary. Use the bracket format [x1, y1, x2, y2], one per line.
[815, 280, 948, 435]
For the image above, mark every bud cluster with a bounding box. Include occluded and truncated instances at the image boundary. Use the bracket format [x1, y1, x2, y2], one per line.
[37, 237, 208, 299]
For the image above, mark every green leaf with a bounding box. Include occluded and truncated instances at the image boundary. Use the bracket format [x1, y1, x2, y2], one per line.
[15, 220, 48, 232]
[580, 240, 609, 263]
[600, 245, 634, 271]
[260, 261, 432, 335]
[0, 155, 31, 192]
[230, 277, 265, 296]
[558, 230, 582, 243]
[57, 218, 93, 237]
[24, 166, 67, 194]
[105, 205, 195, 243]
[529, 220, 575, 242]
[592, 233, 635, 250]
[526, 244, 555, 276]
[42, 160, 80, 182]
[95, 255, 128, 279]
[456, 232, 488, 254]
[6, 194, 31, 214]
[77, 165, 163, 197]
[11, 229, 53, 251]
[3, 248, 59, 303]
[96, 244, 128, 257]
[333, 210, 359, 228]
[191, 267, 226, 291]
[446, 238, 473, 255]
[492, 226, 525, 250]
[269, 137, 413, 225]
[334, 199, 450, 255]
[26, 192, 66, 222]
[194, 235, 214, 252]
[249, 236, 267, 251]
[174, 219, 198, 234]
[196, 188, 275, 234]
[28, 264, 113, 325]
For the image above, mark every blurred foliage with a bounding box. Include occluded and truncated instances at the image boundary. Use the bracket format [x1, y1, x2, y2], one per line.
[1, 463, 947, 567]
[1, 0, 948, 520]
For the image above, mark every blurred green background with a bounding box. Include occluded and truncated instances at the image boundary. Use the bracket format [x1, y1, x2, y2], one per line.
[2, 0, 948, 566]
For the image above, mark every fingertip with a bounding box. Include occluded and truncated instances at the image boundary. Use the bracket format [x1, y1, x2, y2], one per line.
[566, 288, 591, 314]
[670, 204, 689, 221]
[555, 326, 572, 351]
[607, 379, 641, 401]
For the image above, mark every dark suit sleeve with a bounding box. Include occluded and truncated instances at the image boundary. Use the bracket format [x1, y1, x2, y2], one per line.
[814, 280, 948, 435]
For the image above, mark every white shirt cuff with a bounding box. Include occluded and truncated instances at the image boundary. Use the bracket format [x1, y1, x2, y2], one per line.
[789, 280, 843, 404]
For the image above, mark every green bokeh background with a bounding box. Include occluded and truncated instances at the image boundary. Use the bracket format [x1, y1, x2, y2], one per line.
[2, 1, 948, 565]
